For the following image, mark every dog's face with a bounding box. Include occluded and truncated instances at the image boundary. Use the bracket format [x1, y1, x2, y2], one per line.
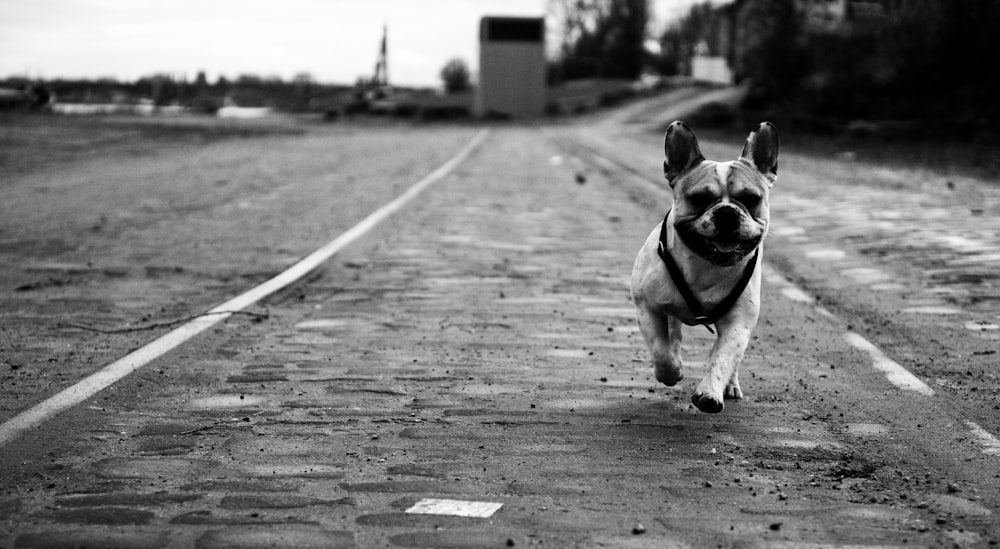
[663, 122, 779, 266]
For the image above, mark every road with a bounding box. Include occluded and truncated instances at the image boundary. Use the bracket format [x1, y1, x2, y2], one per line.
[0, 95, 998, 548]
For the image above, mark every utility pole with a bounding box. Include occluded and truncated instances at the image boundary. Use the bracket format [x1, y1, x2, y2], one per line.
[374, 24, 388, 87]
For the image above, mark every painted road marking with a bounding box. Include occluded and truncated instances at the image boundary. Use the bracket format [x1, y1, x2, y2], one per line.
[405, 498, 504, 518]
[780, 286, 814, 304]
[0, 129, 490, 448]
[901, 306, 964, 315]
[965, 321, 1000, 331]
[965, 421, 1000, 456]
[805, 248, 846, 261]
[767, 241, 1000, 456]
[766, 266, 935, 397]
[843, 332, 935, 396]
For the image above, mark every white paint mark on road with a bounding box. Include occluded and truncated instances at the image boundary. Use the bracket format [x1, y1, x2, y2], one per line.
[964, 421, 1000, 456]
[780, 286, 814, 304]
[870, 283, 907, 292]
[843, 332, 934, 396]
[965, 321, 1000, 331]
[186, 395, 268, 410]
[768, 265, 937, 398]
[406, 498, 503, 518]
[813, 306, 839, 321]
[805, 249, 846, 261]
[295, 319, 350, 330]
[933, 235, 994, 253]
[0, 129, 491, 448]
[846, 423, 890, 436]
[764, 267, 815, 304]
[901, 306, 964, 315]
[840, 267, 890, 284]
[770, 226, 806, 237]
[547, 349, 592, 359]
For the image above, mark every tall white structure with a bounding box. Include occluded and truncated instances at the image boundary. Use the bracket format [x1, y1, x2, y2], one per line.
[476, 16, 546, 118]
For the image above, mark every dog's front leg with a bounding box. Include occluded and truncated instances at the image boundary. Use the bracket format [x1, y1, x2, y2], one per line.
[692, 319, 754, 413]
[636, 306, 684, 386]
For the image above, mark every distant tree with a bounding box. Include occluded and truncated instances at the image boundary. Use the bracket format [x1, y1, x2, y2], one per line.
[600, 0, 649, 79]
[733, 0, 804, 95]
[292, 72, 315, 86]
[547, 0, 650, 81]
[440, 58, 471, 93]
[657, 2, 722, 76]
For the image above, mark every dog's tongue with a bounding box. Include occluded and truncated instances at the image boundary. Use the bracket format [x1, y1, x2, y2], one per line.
[713, 239, 740, 253]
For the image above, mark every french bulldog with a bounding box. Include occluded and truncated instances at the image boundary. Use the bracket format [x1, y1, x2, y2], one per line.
[630, 121, 779, 413]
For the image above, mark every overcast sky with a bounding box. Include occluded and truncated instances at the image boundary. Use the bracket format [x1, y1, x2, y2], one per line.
[1, 0, 703, 87]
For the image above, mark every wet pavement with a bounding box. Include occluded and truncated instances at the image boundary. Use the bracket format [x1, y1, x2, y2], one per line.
[1, 116, 999, 548]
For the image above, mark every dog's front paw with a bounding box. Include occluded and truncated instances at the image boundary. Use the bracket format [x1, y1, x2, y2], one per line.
[691, 392, 724, 414]
[654, 361, 684, 386]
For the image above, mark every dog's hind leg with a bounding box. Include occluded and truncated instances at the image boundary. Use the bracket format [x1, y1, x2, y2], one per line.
[636, 307, 684, 385]
[724, 367, 743, 400]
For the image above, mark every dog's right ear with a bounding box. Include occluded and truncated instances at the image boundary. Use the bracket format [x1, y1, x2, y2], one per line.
[663, 121, 704, 186]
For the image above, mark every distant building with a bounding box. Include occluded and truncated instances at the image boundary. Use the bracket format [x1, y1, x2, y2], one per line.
[476, 16, 546, 118]
[691, 40, 734, 85]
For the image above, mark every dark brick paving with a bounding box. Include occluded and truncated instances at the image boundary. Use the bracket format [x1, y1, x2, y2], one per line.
[2, 127, 996, 547]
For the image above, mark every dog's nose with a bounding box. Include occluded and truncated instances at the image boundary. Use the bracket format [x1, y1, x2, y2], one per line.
[713, 206, 741, 233]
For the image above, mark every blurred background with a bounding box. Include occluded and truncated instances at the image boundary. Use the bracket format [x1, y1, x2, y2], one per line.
[2, 0, 999, 141]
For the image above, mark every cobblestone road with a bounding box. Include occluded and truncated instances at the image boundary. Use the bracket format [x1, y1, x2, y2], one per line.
[1, 120, 998, 548]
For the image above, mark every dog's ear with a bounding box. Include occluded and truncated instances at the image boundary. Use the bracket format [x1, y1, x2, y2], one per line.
[663, 121, 704, 186]
[740, 122, 779, 182]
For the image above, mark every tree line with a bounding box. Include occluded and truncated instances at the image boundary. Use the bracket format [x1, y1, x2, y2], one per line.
[0, 72, 352, 113]
[550, 0, 1000, 133]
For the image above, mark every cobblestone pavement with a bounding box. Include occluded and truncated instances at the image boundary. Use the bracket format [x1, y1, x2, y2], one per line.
[1, 122, 998, 548]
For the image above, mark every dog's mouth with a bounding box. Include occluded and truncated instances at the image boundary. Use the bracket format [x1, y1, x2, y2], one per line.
[675, 222, 761, 266]
[711, 237, 741, 253]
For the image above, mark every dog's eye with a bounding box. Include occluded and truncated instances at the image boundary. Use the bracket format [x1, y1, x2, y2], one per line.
[691, 191, 718, 209]
[738, 193, 762, 210]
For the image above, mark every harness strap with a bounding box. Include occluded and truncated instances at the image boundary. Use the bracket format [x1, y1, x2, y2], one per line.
[656, 211, 758, 334]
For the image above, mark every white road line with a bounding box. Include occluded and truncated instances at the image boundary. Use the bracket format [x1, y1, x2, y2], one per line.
[766, 266, 935, 397]
[405, 498, 503, 518]
[965, 421, 1000, 456]
[0, 129, 490, 447]
[843, 332, 935, 396]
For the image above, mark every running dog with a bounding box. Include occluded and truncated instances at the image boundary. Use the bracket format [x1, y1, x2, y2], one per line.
[630, 121, 779, 413]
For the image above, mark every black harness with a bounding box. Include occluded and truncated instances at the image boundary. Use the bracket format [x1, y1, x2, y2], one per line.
[656, 211, 759, 334]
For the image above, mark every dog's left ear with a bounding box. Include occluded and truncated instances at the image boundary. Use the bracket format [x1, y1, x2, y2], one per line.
[740, 122, 779, 183]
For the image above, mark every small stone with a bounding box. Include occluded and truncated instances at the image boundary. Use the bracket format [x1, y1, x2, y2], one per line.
[632, 523, 646, 535]
[703, 481, 713, 488]
[947, 483, 960, 493]
[769, 522, 782, 531]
